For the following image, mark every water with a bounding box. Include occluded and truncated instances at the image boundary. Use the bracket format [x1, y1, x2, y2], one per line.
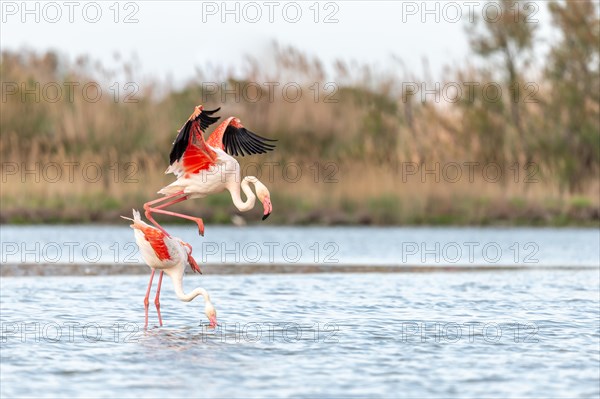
[1, 226, 599, 397]
[1, 271, 599, 398]
[2, 225, 599, 267]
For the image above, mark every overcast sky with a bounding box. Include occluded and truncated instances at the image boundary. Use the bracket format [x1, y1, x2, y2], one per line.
[2, 1, 553, 83]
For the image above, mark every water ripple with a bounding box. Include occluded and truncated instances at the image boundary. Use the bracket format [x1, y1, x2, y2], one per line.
[1, 271, 599, 398]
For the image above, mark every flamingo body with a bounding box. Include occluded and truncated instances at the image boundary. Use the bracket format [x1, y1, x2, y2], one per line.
[132, 226, 182, 267]
[160, 148, 239, 199]
[143, 106, 276, 236]
[122, 210, 215, 329]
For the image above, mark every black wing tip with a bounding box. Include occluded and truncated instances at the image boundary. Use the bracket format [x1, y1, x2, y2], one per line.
[169, 106, 222, 165]
[203, 107, 221, 115]
[188, 106, 222, 130]
[225, 126, 277, 157]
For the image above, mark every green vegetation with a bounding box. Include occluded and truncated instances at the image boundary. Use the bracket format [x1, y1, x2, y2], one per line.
[1, 1, 598, 226]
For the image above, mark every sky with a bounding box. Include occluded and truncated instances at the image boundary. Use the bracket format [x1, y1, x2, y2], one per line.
[2, 1, 553, 84]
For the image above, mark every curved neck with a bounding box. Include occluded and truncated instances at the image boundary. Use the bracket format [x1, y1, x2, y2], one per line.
[229, 177, 256, 212]
[171, 274, 210, 303]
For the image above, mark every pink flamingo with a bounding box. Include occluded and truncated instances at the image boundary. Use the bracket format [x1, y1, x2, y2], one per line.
[143, 105, 276, 237]
[122, 210, 217, 329]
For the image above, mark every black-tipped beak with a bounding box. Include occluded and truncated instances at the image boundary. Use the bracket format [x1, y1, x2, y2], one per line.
[262, 196, 272, 221]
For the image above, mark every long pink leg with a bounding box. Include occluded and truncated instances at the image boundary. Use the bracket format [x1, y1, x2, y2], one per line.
[154, 195, 189, 211]
[154, 271, 164, 327]
[144, 192, 184, 208]
[146, 195, 189, 235]
[145, 204, 206, 237]
[144, 192, 205, 236]
[144, 269, 156, 329]
[143, 192, 185, 236]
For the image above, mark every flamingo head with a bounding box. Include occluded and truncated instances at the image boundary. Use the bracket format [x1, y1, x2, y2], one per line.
[205, 301, 217, 328]
[255, 181, 272, 220]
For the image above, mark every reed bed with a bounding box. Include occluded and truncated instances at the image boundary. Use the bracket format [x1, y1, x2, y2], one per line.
[1, 29, 598, 225]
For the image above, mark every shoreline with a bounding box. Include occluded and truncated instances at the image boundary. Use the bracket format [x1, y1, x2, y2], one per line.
[1, 263, 597, 276]
[2, 218, 599, 228]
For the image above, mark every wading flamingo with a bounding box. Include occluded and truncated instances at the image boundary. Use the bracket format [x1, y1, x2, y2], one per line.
[144, 105, 276, 236]
[122, 210, 217, 329]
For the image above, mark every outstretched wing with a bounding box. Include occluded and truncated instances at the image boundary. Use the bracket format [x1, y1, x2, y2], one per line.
[207, 118, 276, 157]
[169, 106, 221, 165]
[223, 124, 277, 156]
[166, 106, 220, 176]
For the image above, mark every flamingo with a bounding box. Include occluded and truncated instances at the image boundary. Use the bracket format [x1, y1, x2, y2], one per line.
[122, 210, 217, 330]
[143, 105, 276, 237]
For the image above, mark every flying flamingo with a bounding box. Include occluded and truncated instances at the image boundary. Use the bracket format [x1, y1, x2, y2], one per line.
[122, 210, 217, 330]
[143, 105, 276, 237]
